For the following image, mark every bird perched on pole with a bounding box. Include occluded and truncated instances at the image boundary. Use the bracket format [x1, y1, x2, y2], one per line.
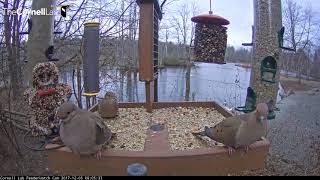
[57, 102, 113, 160]
[193, 103, 269, 156]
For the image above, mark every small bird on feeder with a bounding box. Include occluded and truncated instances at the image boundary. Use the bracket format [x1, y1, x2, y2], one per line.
[98, 92, 119, 119]
[57, 102, 113, 160]
[193, 103, 269, 156]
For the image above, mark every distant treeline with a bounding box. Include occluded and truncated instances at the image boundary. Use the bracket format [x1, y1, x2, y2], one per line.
[1, 38, 319, 81]
[224, 46, 252, 64]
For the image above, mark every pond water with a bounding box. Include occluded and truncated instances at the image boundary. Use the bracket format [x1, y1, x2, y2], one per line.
[60, 63, 256, 109]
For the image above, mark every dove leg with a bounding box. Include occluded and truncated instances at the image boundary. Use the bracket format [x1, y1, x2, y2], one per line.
[227, 147, 236, 156]
[244, 145, 250, 154]
[95, 149, 102, 160]
[71, 148, 81, 159]
[51, 136, 63, 144]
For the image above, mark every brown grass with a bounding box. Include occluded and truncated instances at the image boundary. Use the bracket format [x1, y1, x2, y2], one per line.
[280, 76, 320, 93]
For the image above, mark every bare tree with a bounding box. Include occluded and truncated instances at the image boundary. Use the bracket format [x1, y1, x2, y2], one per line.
[165, 0, 199, 100]
[2, 0, 29, 98]
[283, 0, 318, 83]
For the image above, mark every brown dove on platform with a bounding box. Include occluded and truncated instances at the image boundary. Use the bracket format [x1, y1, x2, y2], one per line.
[194, 103, 269, 156]
[98, 92, 119, 118]
[57, 102, 113, 160]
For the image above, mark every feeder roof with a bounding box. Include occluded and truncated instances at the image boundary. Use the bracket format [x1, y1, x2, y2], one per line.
[136, 0, 163, 20]
[191, 13, 230, 26]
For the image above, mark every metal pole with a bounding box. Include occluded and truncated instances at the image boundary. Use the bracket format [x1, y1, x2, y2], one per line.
[209, 0, 213, 14]
[154, 78, 158, 102]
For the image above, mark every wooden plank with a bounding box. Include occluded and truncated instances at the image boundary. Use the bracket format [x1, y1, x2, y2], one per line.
[47, 140, 270, 176]
[144, 125, 170, 152]
[91, 101, 233, 118]
[152, 101, 215, 109]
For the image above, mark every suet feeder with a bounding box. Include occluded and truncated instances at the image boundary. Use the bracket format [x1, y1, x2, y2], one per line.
[260, 56, 277, 84]
[191, 0, 230, 64]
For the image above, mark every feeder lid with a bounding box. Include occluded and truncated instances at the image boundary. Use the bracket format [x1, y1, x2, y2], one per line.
[191, 13, 230, 25]
[84, 22, 100, 27]
[136, 0, 163, 20]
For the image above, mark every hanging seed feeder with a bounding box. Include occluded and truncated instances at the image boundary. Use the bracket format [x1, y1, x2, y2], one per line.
[191, 2, 230, 64]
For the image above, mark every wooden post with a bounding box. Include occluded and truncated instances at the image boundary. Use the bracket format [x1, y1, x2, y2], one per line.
[145, 81, 154, 113]
[137, 0, 162, 112]
[138, 1, 155, 82]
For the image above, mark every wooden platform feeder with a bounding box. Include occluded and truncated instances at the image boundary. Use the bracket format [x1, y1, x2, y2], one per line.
[46, 0, 270, 176]
[47, 102, 270, 176]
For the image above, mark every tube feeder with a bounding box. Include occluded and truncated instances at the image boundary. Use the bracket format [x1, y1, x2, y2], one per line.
[83, 22, 100, 108]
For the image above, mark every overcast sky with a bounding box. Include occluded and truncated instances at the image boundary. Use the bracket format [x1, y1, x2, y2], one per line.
[172, 0, 320, 48]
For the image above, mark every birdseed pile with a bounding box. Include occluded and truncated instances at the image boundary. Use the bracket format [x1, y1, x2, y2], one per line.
[103, 108, 150, 151]
[101, 107, 226, 151]
[153, 107, 225, 151]
[194, 23, 228, 64]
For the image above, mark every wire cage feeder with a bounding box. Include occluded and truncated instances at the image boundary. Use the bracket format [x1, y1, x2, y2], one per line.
[191, 0, 230, 64]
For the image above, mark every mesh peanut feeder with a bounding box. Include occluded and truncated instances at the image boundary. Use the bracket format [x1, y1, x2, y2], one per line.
[192, 9, 230, 64]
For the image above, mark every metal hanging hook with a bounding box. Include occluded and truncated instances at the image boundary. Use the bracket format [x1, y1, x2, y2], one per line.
[209, 0, 213, 14]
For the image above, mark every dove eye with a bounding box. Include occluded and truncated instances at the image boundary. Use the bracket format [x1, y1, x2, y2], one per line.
[67, 112, 71, 115]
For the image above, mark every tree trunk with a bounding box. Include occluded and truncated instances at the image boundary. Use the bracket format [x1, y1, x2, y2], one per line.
[4, 0, 22, 99]
[77, 60, 83, 108]
[184, 64, 191, 101]
[25, 0, 55, 86]
[126, 69, 133, 102]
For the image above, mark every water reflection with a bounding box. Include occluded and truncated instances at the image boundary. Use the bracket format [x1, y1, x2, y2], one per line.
[60, 63, 251, 108]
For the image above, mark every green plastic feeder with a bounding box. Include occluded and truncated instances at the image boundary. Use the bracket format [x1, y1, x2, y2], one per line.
[267, 111, 276, 120]
[278, 27, 296, 52]
[266, 100, 276, 120]
[261, 56, 277, 84]
[236, 87, 257, 113]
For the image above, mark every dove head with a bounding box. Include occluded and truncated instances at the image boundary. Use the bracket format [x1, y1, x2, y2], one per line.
[255, 103, 269, 123]
[57, 102, 78, 121]
[105, 91, 116, 99]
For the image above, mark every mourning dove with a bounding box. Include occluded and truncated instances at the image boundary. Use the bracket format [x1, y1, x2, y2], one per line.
[194, 103, 269, 156]
[98, 92, 119, 118]
[57, 102, 112, 160]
